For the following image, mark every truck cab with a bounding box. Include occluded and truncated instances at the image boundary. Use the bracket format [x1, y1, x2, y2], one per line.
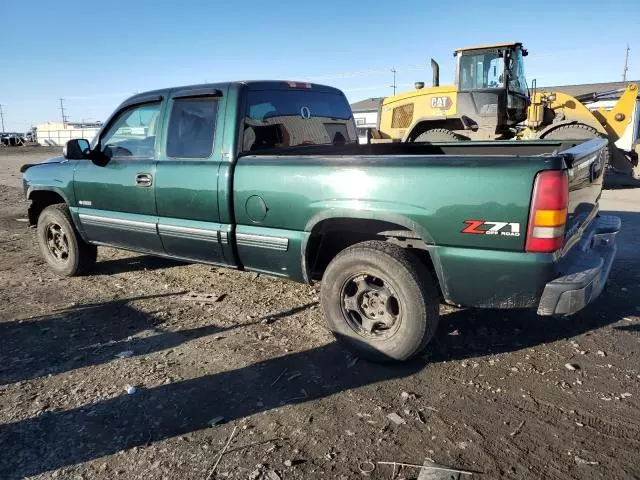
[454, 42, 530, 136]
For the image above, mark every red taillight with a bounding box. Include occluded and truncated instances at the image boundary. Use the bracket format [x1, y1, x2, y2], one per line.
[525, 170, 569, 253]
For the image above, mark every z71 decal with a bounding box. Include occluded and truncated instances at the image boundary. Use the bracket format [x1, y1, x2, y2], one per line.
[462, 220, 521, 237]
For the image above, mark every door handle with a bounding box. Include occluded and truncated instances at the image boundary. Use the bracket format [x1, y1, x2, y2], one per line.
[136, 173, 153, 187]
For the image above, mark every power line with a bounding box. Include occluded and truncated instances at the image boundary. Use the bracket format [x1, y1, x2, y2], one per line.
[623, 44, 631, 82]
[390, 68, 397, 95]
[0, 104, 5, 133]
[59, 98, 69, 127]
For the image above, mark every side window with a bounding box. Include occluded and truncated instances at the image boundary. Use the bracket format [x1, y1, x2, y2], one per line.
[101, 103, 161, 158]
[167, 97, 219, 158]
[487, 58, 504, 88]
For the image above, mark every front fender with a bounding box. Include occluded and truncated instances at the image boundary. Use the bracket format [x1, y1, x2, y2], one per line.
[26, 185, 71, 204]
[24, 186, 89, 241]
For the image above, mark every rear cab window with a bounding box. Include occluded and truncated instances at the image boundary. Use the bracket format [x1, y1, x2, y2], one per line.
[167, 97, 219, 158]
[242, 87, 357, 152]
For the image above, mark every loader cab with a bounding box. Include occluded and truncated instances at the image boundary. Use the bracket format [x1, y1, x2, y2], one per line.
[455, 42, 530, 133]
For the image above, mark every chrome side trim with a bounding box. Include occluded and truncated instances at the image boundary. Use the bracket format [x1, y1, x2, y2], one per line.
[236, 232, 288, 251]
[79, 213, 156, 233]
[158, 224, 218, 243]
[219, 231, 228, 244]
[91, 241, 236, 269]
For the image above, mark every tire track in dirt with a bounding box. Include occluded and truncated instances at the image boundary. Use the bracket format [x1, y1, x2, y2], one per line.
[2, 151, 640, 479]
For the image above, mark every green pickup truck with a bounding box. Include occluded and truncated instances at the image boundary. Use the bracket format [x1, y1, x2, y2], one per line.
[22, 81, 620, 362]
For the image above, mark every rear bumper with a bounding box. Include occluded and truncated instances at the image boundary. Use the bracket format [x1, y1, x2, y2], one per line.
[537, 215, 620, 316]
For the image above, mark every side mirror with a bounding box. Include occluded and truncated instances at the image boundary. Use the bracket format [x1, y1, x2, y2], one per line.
[63, 139, 91, 160]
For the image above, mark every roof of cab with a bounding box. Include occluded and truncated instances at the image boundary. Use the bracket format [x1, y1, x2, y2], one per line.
[120, 80, 344, 107]
[240, 80, 344, 94]
[455, 42, 523, 53]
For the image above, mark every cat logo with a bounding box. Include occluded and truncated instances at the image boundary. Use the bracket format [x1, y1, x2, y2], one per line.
[431, 96, 452, 110]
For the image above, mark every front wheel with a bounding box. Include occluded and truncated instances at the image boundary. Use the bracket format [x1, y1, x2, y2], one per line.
[321, 241, 440, 362]
[37, 204, 97, 277]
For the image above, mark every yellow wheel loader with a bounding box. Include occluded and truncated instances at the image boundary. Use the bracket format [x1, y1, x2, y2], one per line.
[374, 42, 639, 178]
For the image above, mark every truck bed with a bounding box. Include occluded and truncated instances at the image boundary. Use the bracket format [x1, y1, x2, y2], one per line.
[233, 138, 607, 308]
[241, 139, 586, 159]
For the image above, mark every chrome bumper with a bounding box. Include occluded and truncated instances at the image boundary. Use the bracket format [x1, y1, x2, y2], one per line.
[537, 215, 620, 316]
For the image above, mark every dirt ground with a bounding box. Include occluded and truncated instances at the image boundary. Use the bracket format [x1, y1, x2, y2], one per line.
[1, 146, 639, 480]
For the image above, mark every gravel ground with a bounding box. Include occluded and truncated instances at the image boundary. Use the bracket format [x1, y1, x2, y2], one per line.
[0, 147, 639, 480]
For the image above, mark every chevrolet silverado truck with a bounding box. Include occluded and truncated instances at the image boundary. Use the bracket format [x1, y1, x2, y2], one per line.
[21, 81, 620, 362]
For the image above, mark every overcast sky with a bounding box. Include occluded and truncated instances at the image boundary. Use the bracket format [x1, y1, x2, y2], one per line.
[1, 0, 639, 131]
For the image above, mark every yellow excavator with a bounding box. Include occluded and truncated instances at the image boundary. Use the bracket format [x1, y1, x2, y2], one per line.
[374, 42, 639, 178]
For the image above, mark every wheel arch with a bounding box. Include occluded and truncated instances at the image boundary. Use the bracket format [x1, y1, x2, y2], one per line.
[403, 116, 466, 142]
[302, 213, 445, 299]
[26, 187, 70, 226]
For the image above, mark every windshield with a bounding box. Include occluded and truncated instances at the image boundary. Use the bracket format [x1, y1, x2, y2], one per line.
[243, 89, 357, 152]
[507, 48, 528, 96]
[459, 52, 505, 90]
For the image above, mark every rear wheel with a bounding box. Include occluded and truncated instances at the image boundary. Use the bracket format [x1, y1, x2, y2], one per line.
[37, 204, 97, 277]
[414, 128, 460, 142]
[543, 123, 611, 168]
[542, 123, 599, 141]
[321, 241, 440, 362]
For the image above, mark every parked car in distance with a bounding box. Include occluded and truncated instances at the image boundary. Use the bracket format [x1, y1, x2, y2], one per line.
[22, 80, 620, 362]
[1, 132, 25, 146]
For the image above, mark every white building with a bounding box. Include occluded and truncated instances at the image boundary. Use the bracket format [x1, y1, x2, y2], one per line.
[350, 97, 382, 144]
[36, 121, 101, 146]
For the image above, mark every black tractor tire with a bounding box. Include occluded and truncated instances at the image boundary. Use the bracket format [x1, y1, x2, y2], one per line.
[414, 128, 460, 142]
[321, 240, 440, 362]
[36, 203, 97, 277]
[542, 123, 611, 167]
[630, 145, 640, 180]
[542, 123, 600, 140]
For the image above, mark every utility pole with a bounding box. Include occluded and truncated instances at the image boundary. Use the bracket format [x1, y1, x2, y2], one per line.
[390, 68, 397, 95]
[622, 44, 630, 82]
[59, 98, 68, 127]
[0, 104, 5, 133]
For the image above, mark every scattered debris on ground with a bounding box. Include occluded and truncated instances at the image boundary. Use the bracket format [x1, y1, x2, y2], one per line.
[1, 150, 639, 479]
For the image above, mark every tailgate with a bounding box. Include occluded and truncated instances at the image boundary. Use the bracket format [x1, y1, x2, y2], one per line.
[560, 138, 608, 251]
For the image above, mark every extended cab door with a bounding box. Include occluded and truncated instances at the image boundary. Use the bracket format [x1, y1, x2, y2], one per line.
[154, 86, 228, 264]
[73, 98, 165, 253]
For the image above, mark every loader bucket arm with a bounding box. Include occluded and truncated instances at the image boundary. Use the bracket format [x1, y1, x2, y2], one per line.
[591, 83, 638, 140]
[530, 83, 638, 141]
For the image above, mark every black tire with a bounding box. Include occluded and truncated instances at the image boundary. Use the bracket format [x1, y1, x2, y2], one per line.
[321, 241, 439, 362]
[414, 128, 460, 142]
[629, 146, 640, 180]
[37, 203, 97, 277]
[542, 123, 610, 167]
[542, 123, 599, 140]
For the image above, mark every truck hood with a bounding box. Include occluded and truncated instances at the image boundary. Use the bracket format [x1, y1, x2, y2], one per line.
[20, 155, 65, 173]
